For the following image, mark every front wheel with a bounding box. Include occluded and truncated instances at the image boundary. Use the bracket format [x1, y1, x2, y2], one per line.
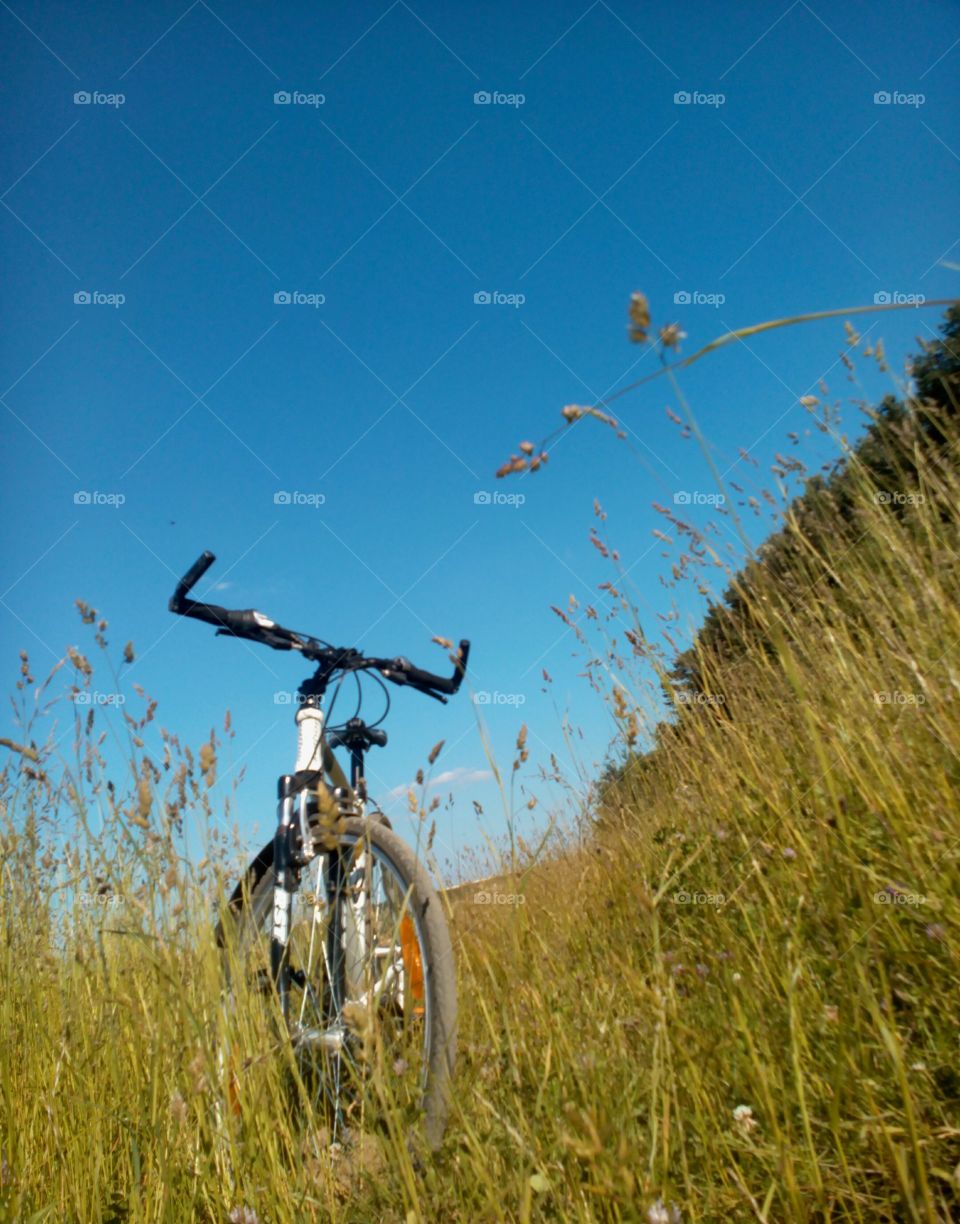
[220, 818, 457, 1150]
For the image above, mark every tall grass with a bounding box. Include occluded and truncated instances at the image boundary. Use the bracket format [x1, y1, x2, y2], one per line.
[2, 324, 958, 1222]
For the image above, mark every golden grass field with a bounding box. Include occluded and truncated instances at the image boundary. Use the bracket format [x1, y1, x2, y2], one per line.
[2, 310, 958, 1222]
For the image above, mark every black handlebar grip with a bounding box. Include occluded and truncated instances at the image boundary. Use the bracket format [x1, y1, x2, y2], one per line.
[453, 639, 470, 691]
[396, 639, 471, 695]
[169, 550, 216, 612]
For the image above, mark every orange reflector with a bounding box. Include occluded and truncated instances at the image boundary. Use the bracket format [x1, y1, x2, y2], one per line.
[399, 914, 425, 1015]
[227, 1068, 241, 1116]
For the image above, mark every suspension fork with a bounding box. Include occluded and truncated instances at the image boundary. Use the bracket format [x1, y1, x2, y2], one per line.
[270, 695, 327, 1016]
[276, 697, 365, 1027]
[271, 775, 302, 1018]
[325, 843, 347, 1025]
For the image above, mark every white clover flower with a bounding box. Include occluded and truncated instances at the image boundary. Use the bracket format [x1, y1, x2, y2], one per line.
[733, 1104, 758, 1135]
[647, 1199, 682, 1224]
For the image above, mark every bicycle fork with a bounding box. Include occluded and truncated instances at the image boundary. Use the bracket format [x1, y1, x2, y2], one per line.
[271, 700, 324, 1015]
[270, 779, 298, 1017]
[272, 700, 353, 1023]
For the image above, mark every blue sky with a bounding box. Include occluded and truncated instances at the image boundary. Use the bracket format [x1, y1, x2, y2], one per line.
[2, 0, 958, 876]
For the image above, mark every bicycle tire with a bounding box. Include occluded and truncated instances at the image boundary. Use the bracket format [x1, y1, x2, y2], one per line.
[222, 817, 458, 1150]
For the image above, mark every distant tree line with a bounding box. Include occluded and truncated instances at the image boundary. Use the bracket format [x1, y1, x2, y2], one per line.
[668, 305, 959, 700]
[599, 305, 959, 799]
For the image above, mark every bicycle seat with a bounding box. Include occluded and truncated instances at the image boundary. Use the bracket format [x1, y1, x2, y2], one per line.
[327, 717, 388, 752]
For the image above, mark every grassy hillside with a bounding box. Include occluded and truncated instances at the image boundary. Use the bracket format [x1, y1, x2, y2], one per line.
[2, 313, 958, 1222]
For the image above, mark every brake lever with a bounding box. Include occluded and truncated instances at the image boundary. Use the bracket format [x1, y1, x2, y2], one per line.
[215, 625, 299, 651]
[379, 668, 448, 703]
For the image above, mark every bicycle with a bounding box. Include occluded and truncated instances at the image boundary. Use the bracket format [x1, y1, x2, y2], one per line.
[168, 551, 470, 1150]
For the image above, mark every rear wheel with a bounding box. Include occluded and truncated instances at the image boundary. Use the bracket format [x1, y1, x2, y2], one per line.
[220, 818, 457, 1150]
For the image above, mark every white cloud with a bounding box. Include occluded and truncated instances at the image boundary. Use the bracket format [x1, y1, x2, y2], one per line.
[384, 766, 492, 803]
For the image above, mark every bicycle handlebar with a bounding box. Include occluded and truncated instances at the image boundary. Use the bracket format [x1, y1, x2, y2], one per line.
[168, 550, 470, 698]
[169, 550, 216, 613]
